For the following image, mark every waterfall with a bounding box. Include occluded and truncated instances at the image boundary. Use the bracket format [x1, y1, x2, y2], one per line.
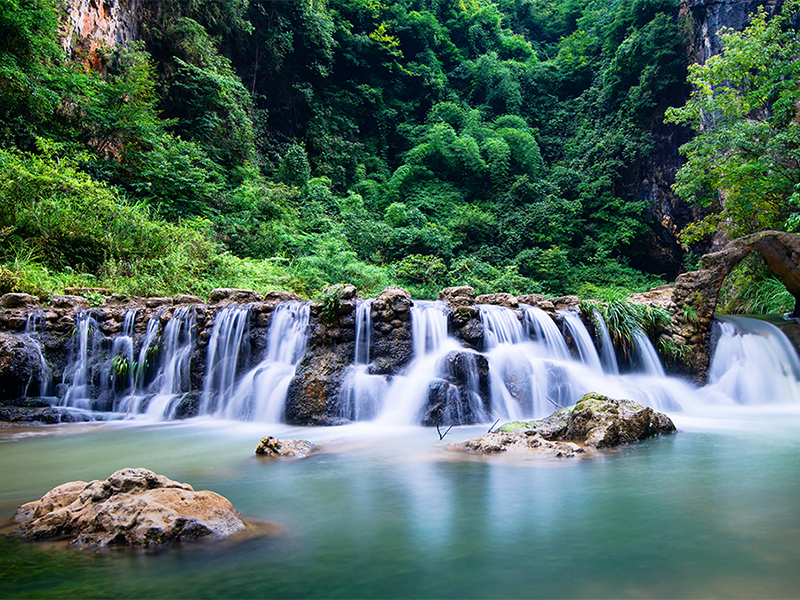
[137, 306, 197, 418]
[412, 301, 450, 356]
[593, 310, 620, 375]
[103, 310, 139, 400]
[22, 310, 51, 397]
[217, 301, 310, 422]
[631, 330, 665, 377]
[339, 300, 388, 422]
[521, 305, 570, 360]
[480, 304, 525, 348]
[61, 311, 102, 410]
[377, 302, 462, 425]
[702, 316, 800, 405]
[558, 310, 603, 372]
[199, 305, 252, 416]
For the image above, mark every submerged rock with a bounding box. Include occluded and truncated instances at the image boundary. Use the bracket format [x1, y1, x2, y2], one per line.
[456, 393, 676, 457]
[255, 436, 316, 458]
[13, 468, 246, 547]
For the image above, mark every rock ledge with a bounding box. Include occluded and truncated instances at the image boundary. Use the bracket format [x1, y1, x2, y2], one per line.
[455, 393, 676, 458]
[13, 468, 246, 546]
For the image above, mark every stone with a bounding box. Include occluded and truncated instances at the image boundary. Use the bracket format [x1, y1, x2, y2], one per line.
[49, 295, 90, 310]
[12, 468, 246, 547]
[145, 297, 173, 308]
[475, 293, 519, 309]
[438, 286, 475, 307]
[372, 287, 412, 321]
[422, 351, 491, 427]
[0, 332, 47, 400]
[549, 295, 581, 310]
[0, 293, 40, 309]
[174, 294, 204, 305]
[209, 288, 263, 304]
[255, 436, 316, 458]
[516, 294, 547, 307]
[455, 393, 676, 457]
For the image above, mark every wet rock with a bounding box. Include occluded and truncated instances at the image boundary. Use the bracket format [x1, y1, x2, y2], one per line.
[171, 391, 202, 420]
[145, 297, 173, 308]
[209, 289, 263, 304]
[0, 332, 47, 400]
[0, 293, 40, 309]
[370, 287, 414, 374]
[438, 286, 475, 308]
[49, 295, 90, 310]
[13, 468, 246, 547]
[173, 294, 204, 305]
[255, 436, 316, 458]
[285, 349, 352, 426]
[549, 295, 581, 310]
[421, 351, 490, 426]
[456, 393, 676, 456]
[475, 293, 519, 309]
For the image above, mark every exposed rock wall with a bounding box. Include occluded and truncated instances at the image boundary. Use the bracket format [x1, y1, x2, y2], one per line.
[61, 0, 144, 64]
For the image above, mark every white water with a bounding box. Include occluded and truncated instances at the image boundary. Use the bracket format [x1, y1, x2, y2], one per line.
[61, 311, 102, 410]
[701, 316, 800, 405]
[217, 301, 310, 422]
[339, 300, 389, 421]
[22, 310, 51, 397]
[199, 305, 251, 416]
[138, 306, 197, 418]
[559, 309, 604, 372]
[51, 299, 800, 425]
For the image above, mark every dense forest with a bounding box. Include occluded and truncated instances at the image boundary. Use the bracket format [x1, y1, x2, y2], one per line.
[0, 0, 798, 307]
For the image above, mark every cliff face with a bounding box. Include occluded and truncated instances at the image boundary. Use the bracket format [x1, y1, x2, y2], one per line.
[61, 0, 144, 61]
[636, 0, 784, 275]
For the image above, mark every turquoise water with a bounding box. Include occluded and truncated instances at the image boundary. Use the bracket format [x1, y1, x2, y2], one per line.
[2, 409, 800, 598]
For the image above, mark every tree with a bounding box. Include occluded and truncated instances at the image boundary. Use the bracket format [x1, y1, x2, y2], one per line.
[665, 0, 800, 243]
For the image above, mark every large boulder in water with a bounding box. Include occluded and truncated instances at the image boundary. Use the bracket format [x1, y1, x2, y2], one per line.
[456, 393, 676, 457]
[422, 351, 490, 426]
[12, 468, 247, 547]
[255, 436, 316, 457]
[0, 332, 47, 400]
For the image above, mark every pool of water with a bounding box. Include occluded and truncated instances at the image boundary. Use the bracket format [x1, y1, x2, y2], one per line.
[3, 409, 800, 598]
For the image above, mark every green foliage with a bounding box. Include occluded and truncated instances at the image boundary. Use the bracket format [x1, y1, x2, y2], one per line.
[718, 257, 795, 315]
[666, 0, 800, 240]
[580, 287, 671, 355]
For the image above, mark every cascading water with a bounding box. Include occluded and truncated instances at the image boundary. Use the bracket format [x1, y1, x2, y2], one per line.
[521, 305, 570, 360]
[338, 300, 388, 421]
[480, 304, 525, 348]
[102, 309, 139, 400]
[377, 301, 465, 425]
[701, 316, 800, 405]
[22, 310, 51, 397]
[559, 310, 604, 372]
[215, 301, 310, 422]
[593, 310, 620, 375]
[61, 311, 102, 410]
[133, 306, 197, 418]
[199, 304, 251, 416]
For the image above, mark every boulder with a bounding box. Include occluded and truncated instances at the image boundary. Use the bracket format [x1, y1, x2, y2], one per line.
[13, 468, 246, 547]
[209, 288, 263, 304]
[173, 294, 204, 305]
[548, 295, 581, 310]
[0, 332, 47, 400]
[0, 293, 40, 309]
[255, 436, 316, 458]
[475, 293, 519, 309]
[438, 286, 475, 308]
[421, 351, 491, 427]
[49, 295, 89, 310]
[456, 393, 676, 457]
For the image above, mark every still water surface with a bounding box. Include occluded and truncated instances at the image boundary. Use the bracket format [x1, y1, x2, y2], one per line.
[2, 409, 800, 598]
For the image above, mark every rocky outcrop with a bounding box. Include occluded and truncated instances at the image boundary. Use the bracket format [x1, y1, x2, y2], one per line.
[369, 287, 414, 375]
[61, 0, 144, 67]
[284, 285, 358, 425]
[638, 231, 800, 381]
[255, 436, 316, 457]
[456, 393, 676, 457]
[421, 351, 491, 426]
[0, 332, 48, 399]
[13, 468, 246, 547]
